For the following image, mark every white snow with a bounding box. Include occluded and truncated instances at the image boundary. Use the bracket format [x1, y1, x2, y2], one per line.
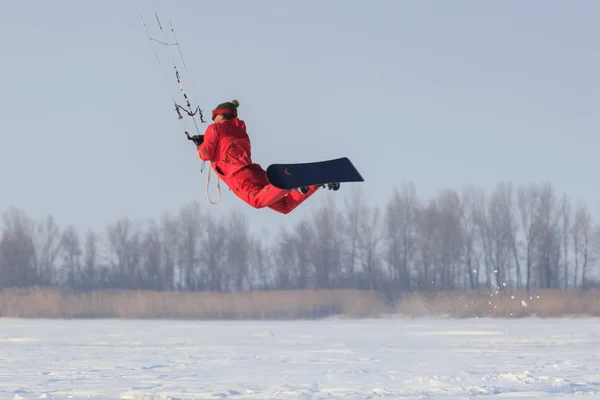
[1, 317, 599, 399]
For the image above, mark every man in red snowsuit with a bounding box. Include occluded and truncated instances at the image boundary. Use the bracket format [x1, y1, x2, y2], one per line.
[189, 100, 338, 214]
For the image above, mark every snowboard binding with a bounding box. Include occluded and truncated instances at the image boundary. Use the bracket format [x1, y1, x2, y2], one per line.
[295, 182, 340, 194]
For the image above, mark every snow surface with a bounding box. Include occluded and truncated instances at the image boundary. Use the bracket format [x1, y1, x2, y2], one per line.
[1, 317, 599, 399]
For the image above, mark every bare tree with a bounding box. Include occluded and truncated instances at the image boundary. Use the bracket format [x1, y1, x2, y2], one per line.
[83, 229, 99, 289]
[435, 188, 464, 290]
[572, 201, 591, 288]
[199, 212, 227, 291]
[460, 185, 484, 290]
[310, 197, 342, 289]
[61, 224, 81, 286]
[140, 219, 164, 290]
[249, 234, 272, 290]
[106, 216, 142, 288]
[357, 205, 382, 290]
[159, 211, 179, 291]
[178, 202, 203, 290]
[559, 194, 571, 288]
[226, 210, 250, 291]
[0, 207, 37, 287]
[0, 250, 7, 288]
[517, 183, 541, 291]
[415, 199, 439, 290]
[292, 220, 315, 289]
[272, 228, 296, 289]
[33, 214, 63, 285]
[384, 182, 419, 291]
[341, 185, 365, 285]
[534, 183, 561, 289]
[487, 182, 514, 290]
[472, 189, 493, 289]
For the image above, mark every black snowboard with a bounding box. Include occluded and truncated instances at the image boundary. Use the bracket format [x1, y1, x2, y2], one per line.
[266, 157, 364, 189]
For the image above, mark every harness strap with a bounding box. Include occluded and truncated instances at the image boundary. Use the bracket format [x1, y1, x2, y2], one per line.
[206, 164, 221, 204]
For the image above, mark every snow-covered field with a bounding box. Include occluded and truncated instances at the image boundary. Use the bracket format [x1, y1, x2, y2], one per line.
[1, 317, 599, 399]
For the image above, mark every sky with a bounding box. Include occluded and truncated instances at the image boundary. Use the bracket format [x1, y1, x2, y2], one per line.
[1, 0, 599, 237]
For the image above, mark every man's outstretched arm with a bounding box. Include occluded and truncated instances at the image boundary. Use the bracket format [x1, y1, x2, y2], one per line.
[197, 124, 219, 161]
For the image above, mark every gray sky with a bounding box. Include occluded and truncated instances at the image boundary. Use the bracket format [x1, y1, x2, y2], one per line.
[1, 0, 599, 236]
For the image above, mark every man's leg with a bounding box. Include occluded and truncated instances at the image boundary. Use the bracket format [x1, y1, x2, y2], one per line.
[230, 165, 322, 214]
[267, 185, 319, 215]
[243, 183, 291, 208]
[232, 167, 292, 209]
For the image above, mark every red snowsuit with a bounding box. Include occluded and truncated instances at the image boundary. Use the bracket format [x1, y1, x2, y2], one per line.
[197, 118, 318, 214]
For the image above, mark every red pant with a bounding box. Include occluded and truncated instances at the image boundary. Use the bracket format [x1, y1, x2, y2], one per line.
[229, 165, 318, 214]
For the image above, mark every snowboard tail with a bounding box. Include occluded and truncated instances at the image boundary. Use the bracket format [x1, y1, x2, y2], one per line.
[266, 157, 364, 190]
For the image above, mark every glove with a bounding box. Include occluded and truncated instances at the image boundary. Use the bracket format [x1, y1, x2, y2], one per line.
[189, 135, 204, 146]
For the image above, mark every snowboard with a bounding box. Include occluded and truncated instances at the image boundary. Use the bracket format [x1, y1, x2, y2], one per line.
[266, 157, 364, 190]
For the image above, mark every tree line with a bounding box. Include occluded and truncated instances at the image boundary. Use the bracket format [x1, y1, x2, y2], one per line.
[1, 181, 598, 294]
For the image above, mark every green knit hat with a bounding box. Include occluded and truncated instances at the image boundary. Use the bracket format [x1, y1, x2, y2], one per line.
[212, 99, 239, 120]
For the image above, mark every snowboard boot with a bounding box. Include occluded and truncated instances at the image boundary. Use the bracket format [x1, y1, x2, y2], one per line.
[322, 182, 340, 191]
[296, 186, 310, 195]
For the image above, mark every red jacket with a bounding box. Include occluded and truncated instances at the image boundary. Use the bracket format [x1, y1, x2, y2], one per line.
[197, 118, 256, 185]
